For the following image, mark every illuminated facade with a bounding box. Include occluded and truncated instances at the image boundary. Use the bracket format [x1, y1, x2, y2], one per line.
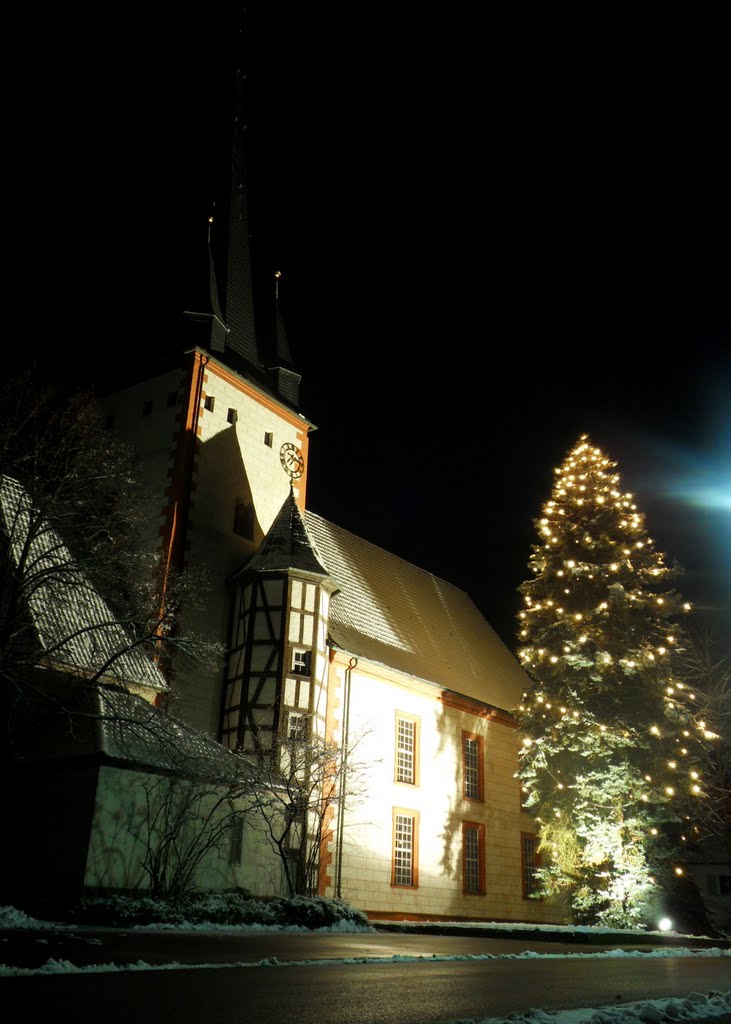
[92, 79, 564, 921]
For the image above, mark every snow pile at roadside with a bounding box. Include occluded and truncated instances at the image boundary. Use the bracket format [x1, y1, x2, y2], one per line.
[459, 990, 731, 1024]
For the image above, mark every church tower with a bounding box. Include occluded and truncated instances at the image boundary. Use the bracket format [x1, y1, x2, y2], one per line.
[101, 65, 315, 737]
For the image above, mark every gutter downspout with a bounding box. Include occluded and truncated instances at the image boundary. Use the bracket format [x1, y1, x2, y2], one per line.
[335, 656, 357, 899]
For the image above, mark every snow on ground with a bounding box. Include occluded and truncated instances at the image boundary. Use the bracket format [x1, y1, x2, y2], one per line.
[1, 906, 729, 1024]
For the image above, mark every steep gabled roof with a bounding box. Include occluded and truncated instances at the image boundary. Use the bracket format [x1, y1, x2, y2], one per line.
[232, 488, 332, 582]
[304, 511, 530, 713]
[0, 476, 167, 693]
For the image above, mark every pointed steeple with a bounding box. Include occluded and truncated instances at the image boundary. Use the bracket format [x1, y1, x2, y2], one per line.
[223, 66, 260, 368]
[235, 488, 330, 580]
[183, 53, 303, 411]
[208, 215, 228, 353]
[268, 270, 301, 408]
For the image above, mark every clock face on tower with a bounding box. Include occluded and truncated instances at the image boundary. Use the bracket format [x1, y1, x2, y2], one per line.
[280, 442, 305, 479]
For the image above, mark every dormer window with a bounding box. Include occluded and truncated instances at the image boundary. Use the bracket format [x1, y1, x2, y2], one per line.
[291, 648, 311, 676]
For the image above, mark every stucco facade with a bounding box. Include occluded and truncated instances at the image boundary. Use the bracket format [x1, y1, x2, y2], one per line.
[96, 343, 566, 924]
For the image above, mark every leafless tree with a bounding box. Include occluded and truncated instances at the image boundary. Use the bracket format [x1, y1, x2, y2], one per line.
[127, 774, 251, 901]
[0, 375, 221, 755]
[250, 724, 370, 897]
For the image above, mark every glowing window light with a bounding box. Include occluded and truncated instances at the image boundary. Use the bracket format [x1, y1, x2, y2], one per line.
[650, 726, 659, 736]
[668, 761, 677, 769]
[550, 656, 558, 663]
[692, 784, 701, 794]
[650, 828, 658, 835]
[645, 775, 652, 781]
[557, 570, 564, 576]
[665, 787, 675, 796]
[599, 602, 608, 609]
[690, 771, 699, 780]
[575, 613, 583, 621]
[674, 866, 683, 876]
[567, 560, 575, 568]
[657, 598, 665, 605]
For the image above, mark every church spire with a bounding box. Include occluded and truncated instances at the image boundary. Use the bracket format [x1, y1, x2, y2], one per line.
[223, 65, 260, 368]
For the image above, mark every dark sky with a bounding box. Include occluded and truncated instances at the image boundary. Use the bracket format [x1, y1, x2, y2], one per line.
[14, 10, 730, 648]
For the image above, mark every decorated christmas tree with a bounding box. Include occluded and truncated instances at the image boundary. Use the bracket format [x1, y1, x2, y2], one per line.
[515, 435, 713, 927]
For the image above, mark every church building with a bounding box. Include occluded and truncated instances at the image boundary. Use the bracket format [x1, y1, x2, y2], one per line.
[95, 74, 563, 924]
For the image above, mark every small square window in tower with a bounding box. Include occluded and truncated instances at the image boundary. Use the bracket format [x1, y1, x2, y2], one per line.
[204, 395, 215, 412]
[227, 408, 237, 424]
[287, 711, 309, 744]
[291, 648, 312, 676]
[264, 431, 274, 448]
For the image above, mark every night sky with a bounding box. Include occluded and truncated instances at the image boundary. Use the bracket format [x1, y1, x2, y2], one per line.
[15, 10, 730, 648]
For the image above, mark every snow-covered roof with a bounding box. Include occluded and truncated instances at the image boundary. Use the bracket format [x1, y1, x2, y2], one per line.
[231, 489, 330, 581]
[0, 475, 167, 693]
[22, 685, 248, 781]
[304, 511, 531, 713]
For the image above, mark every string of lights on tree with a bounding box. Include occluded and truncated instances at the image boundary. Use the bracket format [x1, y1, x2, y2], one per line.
[514, 435, 716, 926]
